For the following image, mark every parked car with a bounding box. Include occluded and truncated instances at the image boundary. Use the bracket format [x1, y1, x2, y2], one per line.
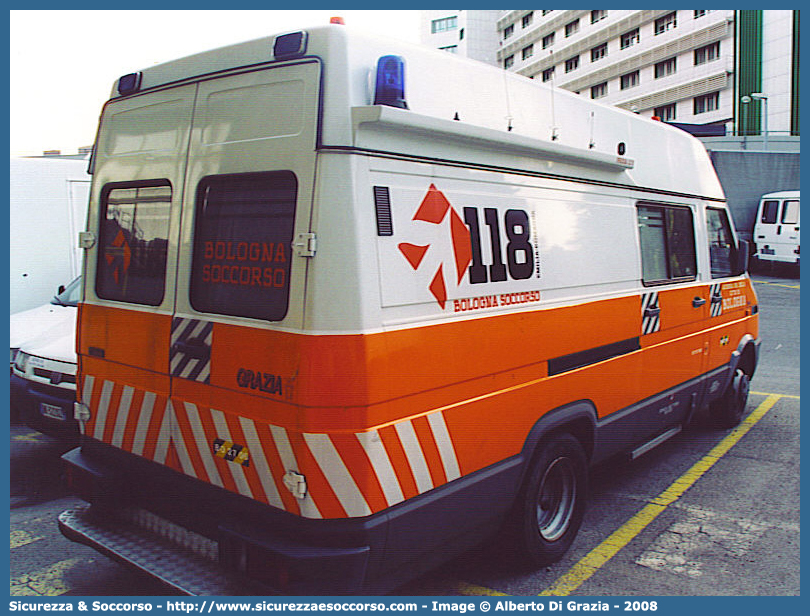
[753, 190, 800, 268]
[10, 277, 80, 439]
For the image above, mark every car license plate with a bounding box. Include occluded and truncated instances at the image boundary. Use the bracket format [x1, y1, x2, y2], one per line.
[40, 403, 66, 421]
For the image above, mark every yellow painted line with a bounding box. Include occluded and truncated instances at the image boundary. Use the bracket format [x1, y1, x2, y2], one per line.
[539, 393, 782, 596]
[752, 390, 799, 399]
[10, 530, 44, 549]
[10, 558, 81, 596]
[754, 280, 799, 289]
[13, 432, 45, 443]
[455, 582, 509, 596]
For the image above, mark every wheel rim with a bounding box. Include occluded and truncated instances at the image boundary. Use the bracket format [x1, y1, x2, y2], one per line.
[536, 456, 577, 542]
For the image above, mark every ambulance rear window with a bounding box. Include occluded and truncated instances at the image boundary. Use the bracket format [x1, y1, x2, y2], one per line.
[190, 171, 297, 321]
[96, 182, 172, 306]
[637, 203, 696, 285]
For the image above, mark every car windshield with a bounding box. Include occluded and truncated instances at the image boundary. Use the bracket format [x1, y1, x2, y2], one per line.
[51, 277, 82, 307]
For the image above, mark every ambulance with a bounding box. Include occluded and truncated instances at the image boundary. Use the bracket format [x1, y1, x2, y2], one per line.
[59, 25, 760, 595]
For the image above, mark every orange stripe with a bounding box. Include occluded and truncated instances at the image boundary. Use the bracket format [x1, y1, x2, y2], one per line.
[195, 405, 239, 495]
[287, 430, 346, 519]
[223, 412, 267, 505]
[172, 403, 215, 484]
[141, 394, 168, 461]
[254, 423, 300, 515]
[412, 415, 447, 487]
[329, 433, 389, 514]
[101, 383, 124, 445]
[120, 388, 145, 454]
[378, 425, 419, 500]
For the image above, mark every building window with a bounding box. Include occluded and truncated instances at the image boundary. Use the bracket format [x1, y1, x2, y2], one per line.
[591, 43, 607, 62]
[620, 70, 640, 90]
[565, 56, 580, 73]
[591, 82, 608, 99]
[542, 67, 555, 82]
[620, 28, 640, 49]
[439, 45, 458, 54]
[459, 28, 465, 40]
[431, 16, 458, 34]
[654, 57, 677, 78]
[654, 103, 676, 121]
[522, 11, 534, 28]
[694, 91, 720, 115]
[654, 11, 677, 35]
[542, 10, 553, 16]
[565, 19, 580, 37]
[694, 10, 711, 19]
[694, 42, 720, 65]
[504, 55, 515, 69]
[591, 10, 607, 24]
[522, 44, 534, 60]
[504, 24, 514, 39]
[637, 204, 697, 285]
[542, 33, 555, 49]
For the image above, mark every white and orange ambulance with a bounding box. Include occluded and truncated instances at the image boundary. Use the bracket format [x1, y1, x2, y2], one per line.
[59, 24, 760, 595]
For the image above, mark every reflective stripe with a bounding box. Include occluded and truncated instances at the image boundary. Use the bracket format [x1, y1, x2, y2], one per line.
[184, 403, 224, 488]
[111, 385, 134, 448]
[395, 420, 434, 494]
[356, 430, 404, 507]
[131, 392, 156, 456]
[210, 408, 253, 498]
[239, 416, 285, 509]
[93, 380, 115, 441]
[304, 433, 371, 517]
[427, 412, 461, 481]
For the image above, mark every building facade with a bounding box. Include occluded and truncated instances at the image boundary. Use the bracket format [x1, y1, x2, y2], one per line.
[420, 10, 502, 66]
[422, 10, 799, 139]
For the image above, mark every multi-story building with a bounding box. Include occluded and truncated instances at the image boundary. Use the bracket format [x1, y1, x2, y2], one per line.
[420, 10, 501, 65]
[423, 10, 799, 139]
[497, 9, 799, 137]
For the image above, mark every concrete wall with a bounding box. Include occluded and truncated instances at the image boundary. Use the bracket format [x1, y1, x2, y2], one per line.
[708, 150, 800, 241]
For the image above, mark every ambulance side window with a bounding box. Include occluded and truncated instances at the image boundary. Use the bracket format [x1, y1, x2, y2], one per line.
[190, 171, 297, 321]
[96, 182, 172, 305]
[761, 200, 779, 224]
[706, 207, 736, 278]
[637, 203, 697, 285]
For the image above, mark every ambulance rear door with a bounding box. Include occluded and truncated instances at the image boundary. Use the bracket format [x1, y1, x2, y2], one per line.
[167, 60, 322, 511]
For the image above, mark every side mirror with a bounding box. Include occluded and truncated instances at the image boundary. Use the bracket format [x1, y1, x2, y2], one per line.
[735, 239, 750, 275]
[57, 285, 66, 295]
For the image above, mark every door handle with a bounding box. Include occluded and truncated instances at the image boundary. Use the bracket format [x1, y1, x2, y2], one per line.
[692, 297, 707, 308]
[711, 292, 723, 304]
[643, 306, 661, 318]
[172, 339, 211, 361]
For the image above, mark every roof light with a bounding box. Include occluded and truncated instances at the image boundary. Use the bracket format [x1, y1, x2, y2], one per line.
[117, 72, 142, 96]
[274, 31, 307, 60]
[374, 55, 408, 109]
[330, 16, 345, 25]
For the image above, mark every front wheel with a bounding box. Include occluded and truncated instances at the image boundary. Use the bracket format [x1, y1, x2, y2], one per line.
[710, 368, 750, 429]
[510, 433, 588, 567]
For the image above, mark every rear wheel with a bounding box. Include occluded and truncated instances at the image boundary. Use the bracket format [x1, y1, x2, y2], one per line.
[511, 433, 588, 567]
[710, 368, 750, 429]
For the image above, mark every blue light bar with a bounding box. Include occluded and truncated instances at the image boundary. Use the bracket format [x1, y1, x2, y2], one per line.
[373, 55, 408, 109]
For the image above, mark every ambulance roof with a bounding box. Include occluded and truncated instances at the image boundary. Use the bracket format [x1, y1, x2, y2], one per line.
[114, 25, 724, 201]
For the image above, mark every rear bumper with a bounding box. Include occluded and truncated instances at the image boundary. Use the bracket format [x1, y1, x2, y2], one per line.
[60, 440, 520, 595]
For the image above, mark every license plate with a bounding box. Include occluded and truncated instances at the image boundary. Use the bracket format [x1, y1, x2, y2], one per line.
[761, 247, 775, 255]
[40, 402, 66, 421]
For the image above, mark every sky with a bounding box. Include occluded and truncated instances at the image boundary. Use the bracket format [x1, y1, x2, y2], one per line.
[9, 10, 422, 157]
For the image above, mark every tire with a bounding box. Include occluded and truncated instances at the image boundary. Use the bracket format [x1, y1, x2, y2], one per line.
[710, 368, 750, 429]
[510, 433, 588, 567]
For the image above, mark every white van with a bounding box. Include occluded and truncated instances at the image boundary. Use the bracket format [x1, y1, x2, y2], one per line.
[10, 277, 80, 438]
[59, 25, 759, 595]
[753, 190, 800, 266]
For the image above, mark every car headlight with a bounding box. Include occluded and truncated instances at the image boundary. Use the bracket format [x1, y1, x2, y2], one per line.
[14, 351, 29, 372]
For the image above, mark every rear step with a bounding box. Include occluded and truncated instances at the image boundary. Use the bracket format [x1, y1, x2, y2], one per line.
[630, 426, 682, 460]
[58, 507, 263, 596]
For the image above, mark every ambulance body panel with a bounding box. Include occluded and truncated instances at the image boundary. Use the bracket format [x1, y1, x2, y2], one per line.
[60, 25, 759, 594]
